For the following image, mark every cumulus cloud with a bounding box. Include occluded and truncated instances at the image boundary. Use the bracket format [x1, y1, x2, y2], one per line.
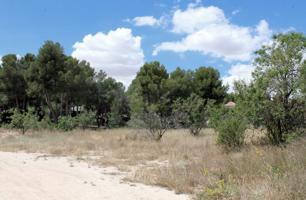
[72, 28, 144, 87]
[172, 6, 227, 34]
[222, 63, 255, 92]
[132, 16, 163, 27]
[153, 5, 272, 62]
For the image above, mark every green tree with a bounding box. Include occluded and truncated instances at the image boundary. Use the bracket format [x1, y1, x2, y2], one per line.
[93, 71, 130, 127]
[0, 54, 28, 110]
[131, 61, 169, 114]
[26, 41, 66, 122]
[61, 57, 95, 116]
[173, 94, 207, 136]
[9, 108, 39, 134]
[166, 67, 194, 103]
[128, 61, 170, 140]
[108, 89, 130, 128]
[236, 32, 306, 145]
[193, 67, 227, 103]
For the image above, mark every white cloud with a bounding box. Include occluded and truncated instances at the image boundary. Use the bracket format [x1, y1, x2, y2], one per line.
[153, 5, 272, 62]
[72, 28, 144, 87]
[132, 16, 164, 27]
[232, 9, 240, 15]
[222, 63, 255, 92]
[172, 6, 227, 34]
[188, 0, 202, 8]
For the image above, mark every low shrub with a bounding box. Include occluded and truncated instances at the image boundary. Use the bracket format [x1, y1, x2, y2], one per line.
[75, 111, 96, 129]
[142, 111, 171, 141]
[38, 116, 55, 130]
[209, 106, 247, 149]
[57, 116, 78, 131]
[9, 108, 39, 134]
[172, 94, 208, 136]
[216, 112, 247, 149]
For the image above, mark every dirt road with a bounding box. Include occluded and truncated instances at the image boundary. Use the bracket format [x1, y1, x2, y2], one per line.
[0, 152, 189, 200]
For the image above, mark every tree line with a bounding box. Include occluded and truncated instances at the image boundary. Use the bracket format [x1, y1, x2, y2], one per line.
[0, 40, 228, 131]
[1, 32, 306, 147]
[0, 41, 129, 128]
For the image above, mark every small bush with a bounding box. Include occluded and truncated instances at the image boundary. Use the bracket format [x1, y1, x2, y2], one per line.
[142, 111, 171, 141]
[76, 111, 96, 129]
[209, 106, 247, 149]
[216, 113, 246, 149]
[57, 116, 78, 131]
[172, 94, 208, 136]
[127, 115, 146, 128]
[9, 108, 39, 134]
[38, 116, 55, 130]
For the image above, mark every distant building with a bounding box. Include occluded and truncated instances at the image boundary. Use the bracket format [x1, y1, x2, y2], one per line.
[225, 101, 236, 108]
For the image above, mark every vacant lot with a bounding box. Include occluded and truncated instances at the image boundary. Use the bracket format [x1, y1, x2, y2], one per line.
[0, 128, 305, 199]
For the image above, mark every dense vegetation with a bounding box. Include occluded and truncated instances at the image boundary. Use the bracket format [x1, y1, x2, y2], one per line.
[1, 32, 306, 147]
[0, 41, 129, 129]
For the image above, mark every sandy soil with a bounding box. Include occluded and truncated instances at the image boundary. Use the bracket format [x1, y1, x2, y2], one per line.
[0, 152, 189, 200]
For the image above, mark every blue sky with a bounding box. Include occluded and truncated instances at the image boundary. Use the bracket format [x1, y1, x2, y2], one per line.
[1, 0, 305, 88]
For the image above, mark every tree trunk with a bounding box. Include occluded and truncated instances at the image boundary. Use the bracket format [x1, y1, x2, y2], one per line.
[44, 92, 57, 123]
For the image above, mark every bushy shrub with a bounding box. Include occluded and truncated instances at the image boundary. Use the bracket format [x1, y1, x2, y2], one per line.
[75, 111, 96, 129]
[172, 94, 208, 136]
[9, 108, 39, 134]
[127, 115, 146, 128]
[209, 106, 247, 149]
[38, 116, 55, 130]
[57, 116, 78, 131]
[216, 113, 246, 149]
[142, 111, 172, 141]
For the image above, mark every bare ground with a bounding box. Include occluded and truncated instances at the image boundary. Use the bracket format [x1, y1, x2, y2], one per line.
[0, 151, 189, 200]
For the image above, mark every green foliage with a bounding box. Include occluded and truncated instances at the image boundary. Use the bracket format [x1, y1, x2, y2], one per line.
[1, 32, 306, 147]
[9, 108, 39, 134]
[9, 109, 25, 131]
[173, 94, 207, 136]
[209, 106, 247, 149]
[193, 67, 227, 103]
[57, 116, 78, 132]
[26, 41, 66, 122]
[166, 67, 194, 102]
[62, 57, 95, 109]
[93, 72, 130, 127]
[128, 61, 169, 116]
[0, 54, 28, 109]
[141, 111, 172, 141]
[38, 116, 55, 130]
[126, 115, 147, 128]
[75, 111, 96, 129]
[128, 63, 227, 132]
[0, 40, 131, 130]
[235, 32, 306, 145]
[136, 61, 169, 107]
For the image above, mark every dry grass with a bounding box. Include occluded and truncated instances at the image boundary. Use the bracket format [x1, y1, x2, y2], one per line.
[0, 128, 305, 199]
